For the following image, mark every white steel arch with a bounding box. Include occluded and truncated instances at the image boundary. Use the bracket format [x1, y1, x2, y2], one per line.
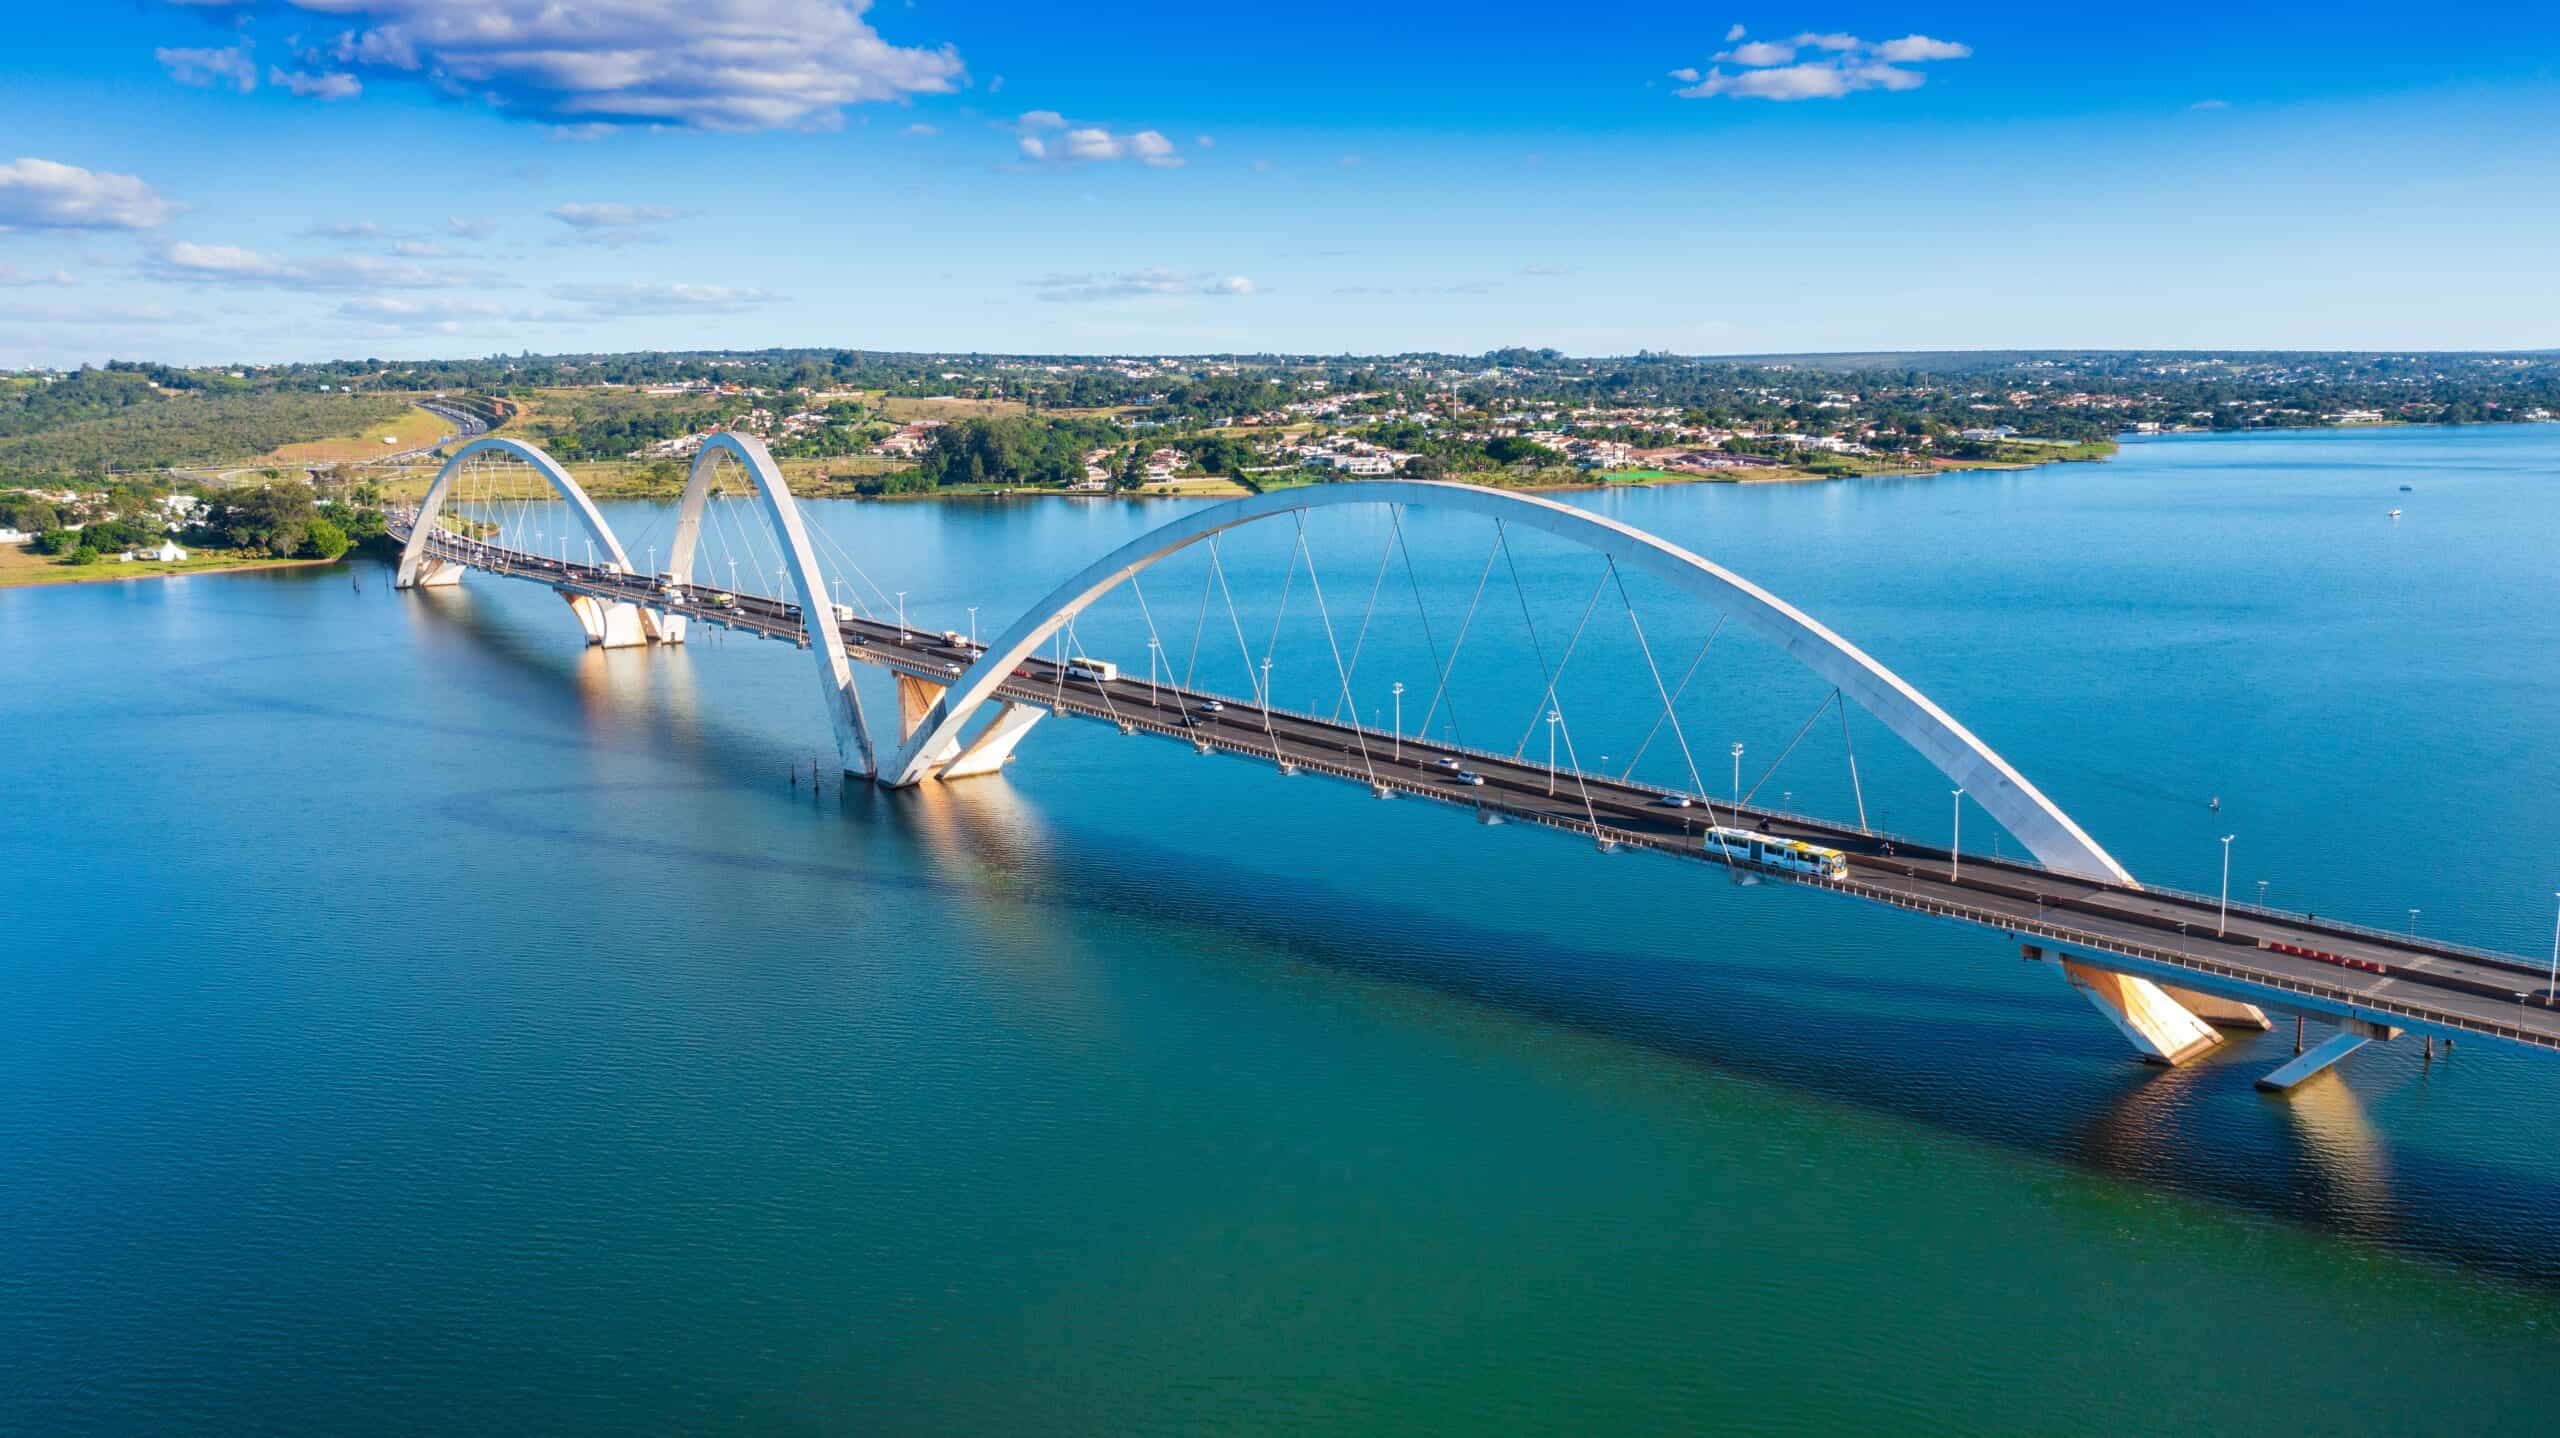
[667, 432, 876, 777]
[890, 480, 2137, 886]
[396, 435, 639, 588]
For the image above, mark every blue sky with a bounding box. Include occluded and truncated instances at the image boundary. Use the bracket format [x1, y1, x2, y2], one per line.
[3, 1, 2556, 366]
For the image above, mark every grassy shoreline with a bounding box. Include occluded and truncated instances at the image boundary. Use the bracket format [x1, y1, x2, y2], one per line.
[0, 544, 340, 590]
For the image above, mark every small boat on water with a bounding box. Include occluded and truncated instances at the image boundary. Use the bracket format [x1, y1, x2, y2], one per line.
[2399, 484, 2414, 491]
[2388, 508, 2403, 518]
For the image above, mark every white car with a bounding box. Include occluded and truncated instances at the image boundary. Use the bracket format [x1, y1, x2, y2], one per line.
[1451, 770, 1486, 786]
[1651, 794, 1694, 808]
[1428, 756, 1463, 772]
[1195, 699, 1225, 714]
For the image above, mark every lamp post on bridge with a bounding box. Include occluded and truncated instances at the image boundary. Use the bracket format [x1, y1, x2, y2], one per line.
[1549, 711, 1563, 795]
[1729, 742, 1744, 811]
[2546, 891, 2558, 1003]
[2256, 878, 2269, 911]
[1391, 682, 1404, 763]
[1147, 637, 1160, 706]
[896, 591, 908, 642]
[1261, 658, 1276, 740]
[2407, 908, 2421, 940]
[967, 606, 979, 647]
[2217, 834, 2236, 937]
[1950, 788, 1965, 882]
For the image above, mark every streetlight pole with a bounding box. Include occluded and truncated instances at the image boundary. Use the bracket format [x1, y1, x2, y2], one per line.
[967, 606, 978, 646]
[2547, 891, 2559, 1002]
[1950, 788, 1965, 882]
[2217, 834, 2235, 937]
[1729, 742, 1744, 811]
[1391, 682, 1404, 762]
[1549, 711, 1563, 795]
[2256, 879, 2269, 911]
[1147, 637, 1160, 706]
[1261, 658, 1276, 738]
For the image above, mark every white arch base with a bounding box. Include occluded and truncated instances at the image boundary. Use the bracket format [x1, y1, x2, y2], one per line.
[561, 590, 652, 648]
[2054, 959, 2222, 1065]
[408, 557, 466, 588]
[892, 675, 1043, 780]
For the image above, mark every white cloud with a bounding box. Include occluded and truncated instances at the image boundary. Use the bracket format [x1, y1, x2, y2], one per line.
[0, 158, 182, 231]
[1194, 135, 1215, 148]
[158, 0, 963, 133]
[549, 202, 683, 229]
[150, 239, 490, 291]
[1013, 117, 1186, 169]
[902, 122, 938, 136]
[335, 296, 510, 332]
[301, 219, 384, 240]
[157, 43, 258, 93]
[0, 264, 77, 288]
[546, 281, 784, 315]
[1724, 22, 1746, 42]
[1723, 40, 1796, 66]
[271, 67, 362, 100]
[1875, 34, 1971, 62]
[2189, 98, 2230, 110]
[1520, 263, 1573, 277]
[390, 239, 450, 257]
[1027, 269, 1259, 303]
[1673, 29, 1968, 102]
[447, 216, 498, 238]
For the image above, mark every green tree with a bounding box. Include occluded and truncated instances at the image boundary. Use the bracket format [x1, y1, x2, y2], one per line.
[222, 483, 317, 557]
[299, 517, 351, 560]
[34, 527, 82, 555]
[64, 544, 99, 566]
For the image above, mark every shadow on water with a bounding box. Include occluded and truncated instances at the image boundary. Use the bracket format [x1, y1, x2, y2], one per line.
[391, 578, 2560, 1289]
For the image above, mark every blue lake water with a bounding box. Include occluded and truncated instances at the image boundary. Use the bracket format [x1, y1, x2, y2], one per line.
[5, 425, 2559, 1432]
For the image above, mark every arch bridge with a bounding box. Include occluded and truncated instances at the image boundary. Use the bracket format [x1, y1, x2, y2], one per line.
[385, 435, 2560, 1092]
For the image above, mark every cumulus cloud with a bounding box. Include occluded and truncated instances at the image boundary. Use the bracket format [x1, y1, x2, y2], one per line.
[1012, 115, 1184, 168]
[1674, 28, 1968, 101]
[149, 239, 491, 291]
[157, 43, 258, 93]
[154, 0, 962, 133]
[271, 67, 362, 100]
[447, 216, 498, 238]
[1724, 40, 1797, 66]
[546, 281, 784, 315]
[0, 158, 182, 231]
[1026, 269, 1259, 303]
[1875, 34, 1972, 62]
[0, 264, 77, 288]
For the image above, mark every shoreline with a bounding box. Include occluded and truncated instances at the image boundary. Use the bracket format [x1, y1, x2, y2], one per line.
[0, 550, 342, 591]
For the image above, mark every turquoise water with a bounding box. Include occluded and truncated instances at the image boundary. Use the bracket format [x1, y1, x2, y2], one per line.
[6, 426, 2559, 1432]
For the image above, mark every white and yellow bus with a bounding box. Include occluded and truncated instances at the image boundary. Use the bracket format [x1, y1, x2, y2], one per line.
[1704, 825, 1850, 879]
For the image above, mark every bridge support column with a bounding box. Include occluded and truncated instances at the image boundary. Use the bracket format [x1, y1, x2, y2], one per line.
[2056, 959, 2222, 1065]
[653, 610, 688, 644]
[2159, 986, 2273, 1031]
[559, 590, 651, 648]
[403, 556, 465, 588]
[2257, 1018, 2399, 1092]
[898, 674, 962, 768]
[938, 703, 1046, 780]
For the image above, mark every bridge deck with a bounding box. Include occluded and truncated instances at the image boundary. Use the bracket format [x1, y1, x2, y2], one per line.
[392, 522, 2560, 1057]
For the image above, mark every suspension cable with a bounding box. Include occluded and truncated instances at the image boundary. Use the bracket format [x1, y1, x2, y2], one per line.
[1413, 525, 1501, 749]
[1292, 517, 1378, 782]
[1617, 615, 1725, 783]
[1606, 559, 1710, 804]
[1510, 556, 1612, 760]
[1327, 512, 1400, 726]
[1837, 693, 1871, 834]
[1742, 689, 1838, 808]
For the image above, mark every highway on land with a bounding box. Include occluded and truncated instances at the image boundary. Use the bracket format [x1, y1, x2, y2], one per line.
[397, 522, 2560, 1056]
